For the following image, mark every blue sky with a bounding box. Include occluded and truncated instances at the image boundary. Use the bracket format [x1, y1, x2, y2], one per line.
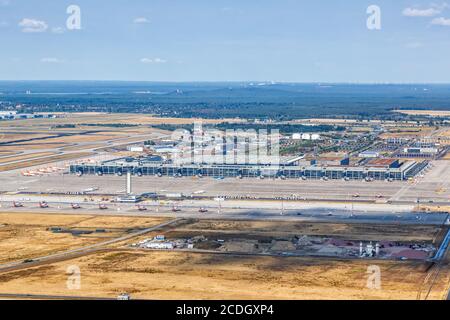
[1, 0, 450, 82]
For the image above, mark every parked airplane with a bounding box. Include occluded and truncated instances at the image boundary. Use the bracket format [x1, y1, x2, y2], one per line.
[13, 201, 24, 208]
[71, 203, 81, 210]
[39, 201, 49, 208]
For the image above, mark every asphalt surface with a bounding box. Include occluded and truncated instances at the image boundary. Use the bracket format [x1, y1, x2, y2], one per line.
[1, 161, 449, 205]
[0, 198, 448, 226]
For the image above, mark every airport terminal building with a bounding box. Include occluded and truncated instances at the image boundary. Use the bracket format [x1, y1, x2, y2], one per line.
[70, 156, 428, 181]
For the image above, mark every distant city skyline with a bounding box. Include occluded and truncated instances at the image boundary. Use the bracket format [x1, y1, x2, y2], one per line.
[1, 0, 450, 83]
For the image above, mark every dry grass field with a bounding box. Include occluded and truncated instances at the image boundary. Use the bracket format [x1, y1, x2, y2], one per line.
[70, 216, 168, 229]
[0, 213, 168, 264]
[395, 110, 450, 117]
[442, 152, 450, 160]
[0, 152, 57, 165]
[0, 133, 56, 143]
[0, 152, 93, 172]
[0, 113, 241, 128]
[0, 250, 446, 300]
[59, 144, 105, 151]
[435, 128, 450, 138]
[0, 144, 67, 152]
[380, 126, 435, 140]
[0, 152, 18, 157]
[0, 214, 447, 300]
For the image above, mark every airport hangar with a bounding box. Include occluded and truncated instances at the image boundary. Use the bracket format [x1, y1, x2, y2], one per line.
[70, 156, 428, 181]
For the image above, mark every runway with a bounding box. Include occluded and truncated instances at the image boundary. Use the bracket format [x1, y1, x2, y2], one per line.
[0, 198, 447, 226]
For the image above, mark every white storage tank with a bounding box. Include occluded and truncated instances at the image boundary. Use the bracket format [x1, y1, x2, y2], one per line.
[301, 133, 311, 140]
[292, 133, 302, 140]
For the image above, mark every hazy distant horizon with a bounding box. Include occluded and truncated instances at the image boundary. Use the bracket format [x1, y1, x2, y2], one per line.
[2, 80, 450, 85]
[2, 81, 450, 118]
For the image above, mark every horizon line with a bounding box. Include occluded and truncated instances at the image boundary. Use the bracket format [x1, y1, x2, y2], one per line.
[1, 80, 450, 85]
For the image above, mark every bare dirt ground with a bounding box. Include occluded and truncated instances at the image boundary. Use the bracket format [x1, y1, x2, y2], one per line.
[179, 220, 442, 242]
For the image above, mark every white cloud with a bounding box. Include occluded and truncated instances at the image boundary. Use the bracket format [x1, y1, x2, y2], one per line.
[18, 18, 48, 33]
[51, 27, 65, 34]
[433, 2, 450, 11]
[133, 17, 150, 24]
[402, 7, 441, 17]
[220, 7, 244, 15]
[140, 57, 167, 64]
[40, 57, 64, 63]
[431, 16, 450, 25]
[405, 41, 424, 48]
